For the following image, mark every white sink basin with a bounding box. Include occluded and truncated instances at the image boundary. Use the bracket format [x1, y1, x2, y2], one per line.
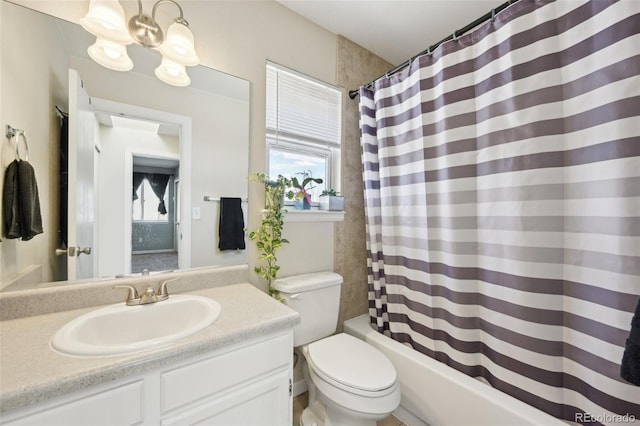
[51, 295, 222, 357]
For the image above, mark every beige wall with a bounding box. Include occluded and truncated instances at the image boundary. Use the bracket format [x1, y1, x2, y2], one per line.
[189, 1, 340, 290]
[1, 1, 393, 327]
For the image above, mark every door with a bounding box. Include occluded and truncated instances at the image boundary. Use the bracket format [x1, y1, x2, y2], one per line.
[67, 69, 97, 280]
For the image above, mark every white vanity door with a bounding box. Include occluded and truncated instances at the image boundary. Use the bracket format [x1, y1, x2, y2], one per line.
[161, 369, 291, 426]
[160, 332, 293, 425]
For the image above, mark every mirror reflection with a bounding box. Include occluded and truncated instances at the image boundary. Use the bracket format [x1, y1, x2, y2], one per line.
[0, 2, 250, 291]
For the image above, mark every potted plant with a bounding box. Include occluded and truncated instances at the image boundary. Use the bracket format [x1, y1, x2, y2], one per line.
[319, 188, 345, 211]
[286, 170, 323, 210]
[247, 173, 291, 300]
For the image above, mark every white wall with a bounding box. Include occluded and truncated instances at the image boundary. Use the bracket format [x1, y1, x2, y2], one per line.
[2, 0, 339, 289]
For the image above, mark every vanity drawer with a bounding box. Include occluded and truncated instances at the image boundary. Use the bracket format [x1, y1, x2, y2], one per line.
[160, 332, 292, 413]
[1, 380, 143, 426]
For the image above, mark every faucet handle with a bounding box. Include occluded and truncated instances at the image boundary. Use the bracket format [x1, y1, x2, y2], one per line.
[157, 278, 177, 301]
[113, 285, 141, 306]
[140, 286, 158, 304]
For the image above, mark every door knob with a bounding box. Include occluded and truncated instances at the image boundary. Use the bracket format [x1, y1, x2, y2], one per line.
[55, 246, 91, 257]
[55, 246, 76, 257]
[76, 246, 92, 256]
[55, 247, 69, 256]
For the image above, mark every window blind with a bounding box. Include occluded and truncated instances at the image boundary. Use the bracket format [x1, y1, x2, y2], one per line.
[266, 62, 342, 147]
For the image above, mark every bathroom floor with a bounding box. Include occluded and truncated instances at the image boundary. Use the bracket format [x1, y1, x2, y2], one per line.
[131, 252, 178, 273]
[293, 393, 405, 426]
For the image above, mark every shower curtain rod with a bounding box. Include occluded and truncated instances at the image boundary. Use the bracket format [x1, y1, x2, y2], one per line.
[348, 0, 519, 99]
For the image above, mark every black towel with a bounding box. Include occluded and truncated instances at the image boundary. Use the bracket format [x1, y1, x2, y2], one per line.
[17, 160, 43, 240]
[218, 197, 245, 251]
[621, 297, 640, 386]
[3, 160, 21, 239]
[2, 160, 43, 241]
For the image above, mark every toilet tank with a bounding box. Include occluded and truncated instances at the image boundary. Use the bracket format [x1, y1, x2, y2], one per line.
[273, 271, 343, 347]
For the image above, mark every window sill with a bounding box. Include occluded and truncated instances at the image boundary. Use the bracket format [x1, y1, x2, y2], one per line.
[261, 208, 345, 223]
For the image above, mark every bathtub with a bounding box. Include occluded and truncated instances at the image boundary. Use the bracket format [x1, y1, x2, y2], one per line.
[344, 314, 567, 426]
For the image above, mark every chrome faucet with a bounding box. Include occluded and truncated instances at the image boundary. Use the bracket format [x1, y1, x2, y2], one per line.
[113, 278, 177, 306]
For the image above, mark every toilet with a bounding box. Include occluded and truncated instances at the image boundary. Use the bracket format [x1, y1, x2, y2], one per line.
[274, 272, 401, 426]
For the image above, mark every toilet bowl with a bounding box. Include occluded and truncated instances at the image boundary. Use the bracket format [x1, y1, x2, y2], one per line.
[301, 333, 401, 426]
[273, 272, 401, 426]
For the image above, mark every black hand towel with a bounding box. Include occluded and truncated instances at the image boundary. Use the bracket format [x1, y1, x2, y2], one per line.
[17, 160, 43, 241]
[2, 159, 43, 241]
[2, 160, 21, 239]
[621, 296, 640, 386]
[218, 197, 245, 251]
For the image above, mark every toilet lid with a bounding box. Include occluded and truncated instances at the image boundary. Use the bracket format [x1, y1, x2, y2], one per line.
[307, 333, 396, 392]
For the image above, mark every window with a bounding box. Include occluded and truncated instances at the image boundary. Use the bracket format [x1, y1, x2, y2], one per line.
[266, 62, 342, 204]
[133, 175, 171, 222]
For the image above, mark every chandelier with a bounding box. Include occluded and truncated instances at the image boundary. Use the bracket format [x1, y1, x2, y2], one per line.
[80, 0, 199, 87]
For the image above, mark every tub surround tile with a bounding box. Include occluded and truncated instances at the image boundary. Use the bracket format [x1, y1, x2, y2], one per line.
[0, 276, 299, 413]
[335, 36, 392, 330]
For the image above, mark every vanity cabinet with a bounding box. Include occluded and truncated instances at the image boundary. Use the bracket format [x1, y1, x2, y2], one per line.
[1, 331, 293, 426]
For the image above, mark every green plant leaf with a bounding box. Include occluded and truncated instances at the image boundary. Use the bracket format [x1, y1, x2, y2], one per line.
[247, 172, 290, 295]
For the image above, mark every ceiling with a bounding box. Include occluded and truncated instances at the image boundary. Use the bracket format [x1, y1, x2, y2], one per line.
[276, 0, 507, 66]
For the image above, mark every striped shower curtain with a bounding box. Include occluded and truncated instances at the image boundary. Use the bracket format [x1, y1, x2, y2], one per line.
[359, 0, 640, 423]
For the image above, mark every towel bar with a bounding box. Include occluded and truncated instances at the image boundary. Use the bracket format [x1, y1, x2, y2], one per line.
[6, 124, 29, 162]
[203, 196, 248, 202]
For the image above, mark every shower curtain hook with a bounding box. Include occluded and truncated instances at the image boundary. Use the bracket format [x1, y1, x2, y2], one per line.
[452, 31, 458, 42]
[491, 8, 496, 23]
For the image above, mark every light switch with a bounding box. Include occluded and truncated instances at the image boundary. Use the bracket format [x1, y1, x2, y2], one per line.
[192, 207, 201, 220]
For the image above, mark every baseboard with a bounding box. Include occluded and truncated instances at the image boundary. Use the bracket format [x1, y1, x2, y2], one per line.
[292, 379, 308, 397]
[393, 405, 429, 426]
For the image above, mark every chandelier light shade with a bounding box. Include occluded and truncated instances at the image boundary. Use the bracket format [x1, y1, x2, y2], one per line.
[154, 57, 191, 87]
[80, 0, 132, 44]
[87, 37, 134, 71]
[81, 0, 199, 86]
[158, 20, 200, 66]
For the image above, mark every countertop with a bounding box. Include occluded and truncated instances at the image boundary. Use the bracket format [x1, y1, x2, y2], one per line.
[0, 283, 299, 413]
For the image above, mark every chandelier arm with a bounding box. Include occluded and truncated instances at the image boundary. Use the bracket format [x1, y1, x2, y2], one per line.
[151, 0, 188, 25]
[135, 0, 143, 17]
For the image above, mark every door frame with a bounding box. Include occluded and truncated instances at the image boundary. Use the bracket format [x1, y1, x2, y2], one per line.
[91, 98, 192, 274]
[126, 152, 179, 274]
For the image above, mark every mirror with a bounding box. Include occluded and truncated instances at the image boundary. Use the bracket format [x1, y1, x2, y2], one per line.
[0, 2, 250, 291]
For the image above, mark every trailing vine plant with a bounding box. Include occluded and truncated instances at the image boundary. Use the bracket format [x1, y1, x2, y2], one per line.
[247, 173, 291, 300]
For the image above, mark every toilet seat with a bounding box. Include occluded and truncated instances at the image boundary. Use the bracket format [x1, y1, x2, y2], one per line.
[306, 333, 397, 397]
